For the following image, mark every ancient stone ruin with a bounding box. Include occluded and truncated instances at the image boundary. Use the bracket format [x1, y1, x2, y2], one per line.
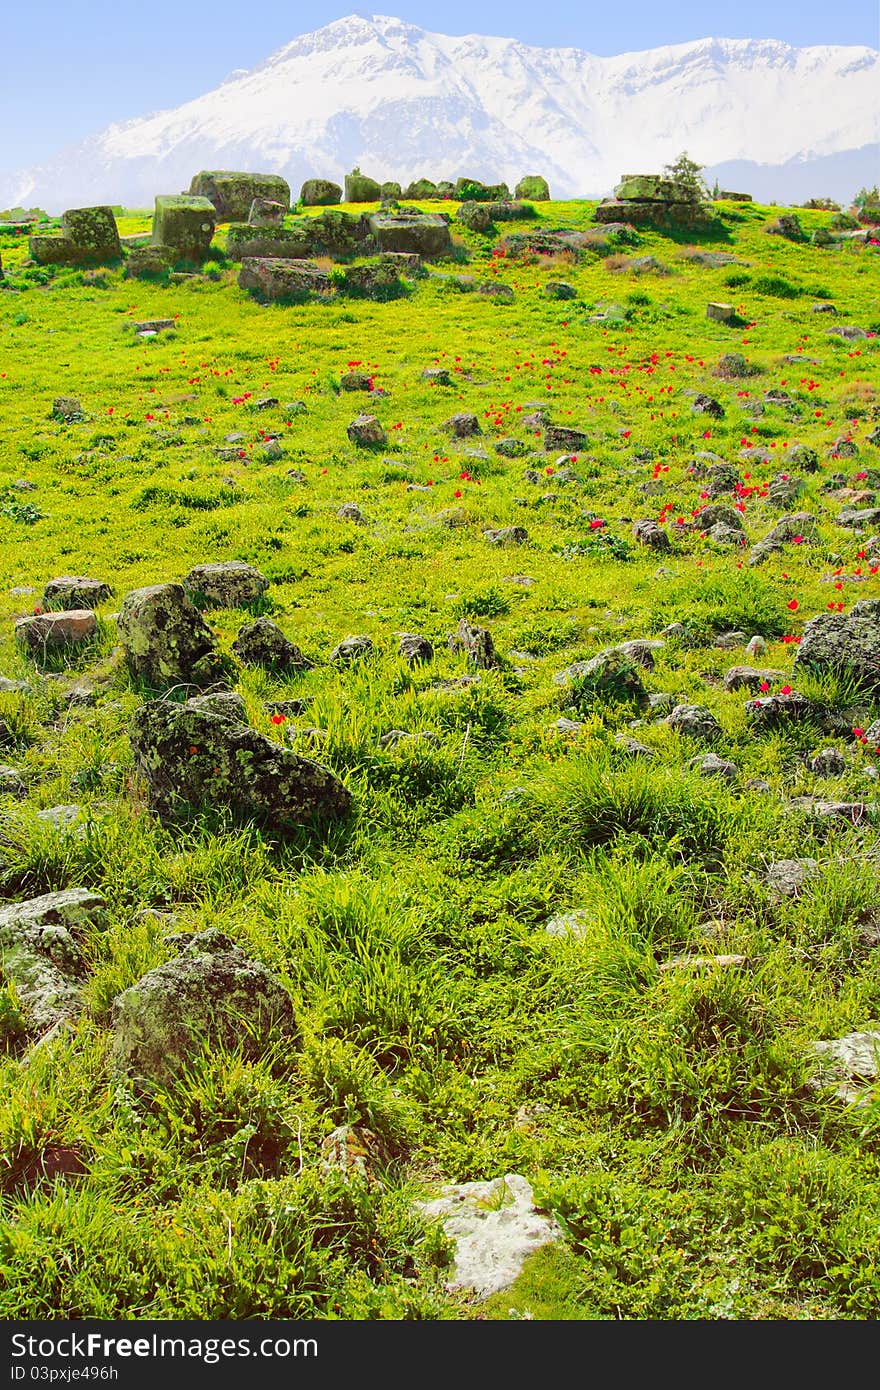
[188, 170, 290, 222]
[151, 195, 216, 263]
[29, 206, 122, 266]
[596, 174, 716, 230]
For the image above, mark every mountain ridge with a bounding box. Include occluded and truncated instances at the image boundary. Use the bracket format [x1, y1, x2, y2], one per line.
[4, 13, 878, 212]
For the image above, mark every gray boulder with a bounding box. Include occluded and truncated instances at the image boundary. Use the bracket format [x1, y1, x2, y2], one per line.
[451, 619, 498, 669]
[554, 650, 647, 706]
[483, 526, 528, 546]
[231, 619, 313, 672]
[794, 599, 880, 692]
[632, 519, 671, 551]
[188, 171, 290, 222]
[745, 692, 829, 731]
[766, 858, 818, 898]
[443, 412, 481, 439]
[117, 584, 225, 689]
[347, 414, 387, 447]
[238, 257, 331, 301]
[16, 611, 97, 652]
[129, 690, 351, 828]
[152, 195, 216, 262]
[182, 560, 268, 608]
[668, 704, 722, 741]
[111, 928, 295, 1088]
[42, 576, 112, 611]
[543, 425, 587, 452]
[300, 179, 342, 206]
[0, 889, 106, 1034]
[330, 635, 374, 665]
[398, 633, 434, 664]
[368, 211, 452, 258]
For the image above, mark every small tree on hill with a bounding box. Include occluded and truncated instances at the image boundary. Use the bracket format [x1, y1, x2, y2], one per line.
[664, 151, 709, 200]
[852, 185, 880, 224]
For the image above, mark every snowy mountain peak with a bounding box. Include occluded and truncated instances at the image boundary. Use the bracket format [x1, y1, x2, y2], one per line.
[4, 16, 878, 212]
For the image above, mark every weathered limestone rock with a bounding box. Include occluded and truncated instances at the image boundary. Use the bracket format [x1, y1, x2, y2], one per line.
[794, 599, 880, 692]
[544, 280, 577, 300]
[300, 178, 342, 207]
[456, 201, 494, 233]
[188, 171, 290, 222]
[42, 576, 111, 611]
[226, 225, 311, 260]
[334, 260, 408, 299]
[451, 619, 498, 669]
[238, 256, 331, 300]
[668, 704, 723, 741]
[398, 633, 434, 664]
[766, 858, 818, 898]
[231, 619, 313, 672]
[124, 244, 176, 278]
[152, 195, 216, 262]
[347, 414, 387, 447]
[809, 747, 847, 777]
[0, 765, 26, 798]
[416, 1174, 562, 1298]
[554, 650, 647, 706]
[595, 198, 714, 230]
[331, 636, 374, 665]
[515, 175, 550, 200]
[483, 526, 528, 546]
[247, 197, 285, 226]
[750, 512, 819, 564]
[706, 302, 737, 322]
[51, 396, 83, 422]
[689, 752, 739, 781]
[29, 206, 121, 266]
[117, 583, 225, 688]
[129, 691, 351, 828]
[633, 519, 671, 551]
[543, 425, 587, 452]
[344, 169, 382, 203]
[746, 692, 830, 731]
[111, 928, 296, 1088]
[443, 412, 481, 439]
[368, 212, 453, 258]
[808, 1029, 880, 1104]
[181, 561, 268, 608]
[0, 889, 106, 1034]
[723, 666, 784, 691]
[15, 611, 97, 651]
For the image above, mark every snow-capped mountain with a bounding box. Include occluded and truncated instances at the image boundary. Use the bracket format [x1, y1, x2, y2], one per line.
[4, 14, 878, 212]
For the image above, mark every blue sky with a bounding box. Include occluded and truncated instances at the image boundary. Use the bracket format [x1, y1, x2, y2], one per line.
[2, 1, 878, 177]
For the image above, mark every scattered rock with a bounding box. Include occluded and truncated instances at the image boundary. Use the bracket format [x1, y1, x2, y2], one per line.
[231, 619, 313, 672]
[809, 747, 847, 777]
[794, 599, 880, 692]
[808, 1029, 880, 1104]
[668, 704, 722, 741]
[129, 691, 351, 828]
[42, 577, 111, 611]
[690, 752, 739, 780]
[111, 928, 295, 1088]
[483, 526, 528, 546]
[398, 633, 434, 664]
[338, 502, 367, 525]
[117, 584, 225, 689]
[0, 889, 106, 1035]
[182, 561, 268, 608]
[543, 425, 587, 452]
[15, 611, 97, 652]
[766, 858, 818, 898]
[723, 666, 784, 691]
[451, 619, 498, 669]
[415, 1173, 562, 1299]
[632, 519, 671, 551]
[443, 412, 481, 439]
[330, 636, 374, 665]
[347, 414, 387, 447]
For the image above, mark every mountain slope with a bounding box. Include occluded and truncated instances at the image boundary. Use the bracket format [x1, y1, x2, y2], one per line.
[4, 14, 878, 211]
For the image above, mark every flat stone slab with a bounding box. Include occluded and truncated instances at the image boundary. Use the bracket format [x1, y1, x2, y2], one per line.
[416, 1173, 562, 1298]
[808, 1029, 880, 1104]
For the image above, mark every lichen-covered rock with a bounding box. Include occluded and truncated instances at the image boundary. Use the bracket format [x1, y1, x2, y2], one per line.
[29, 206, 121, 265]
[483, 526, 528, 546]
[226, 224, 311, 260]
[182, 561, 268, 608]
[543, 425, 587, 452]
[766, 858, 818, 898]
[745, 692, 829, 730]
[555, 650, 647, 706]
[632, 518, 671, 551]
[398, 633, 434, 664]
[231, 619, 313, 672]
[42, 576, 111, 611]
[713, 352, 761, 380]
[15, 610, 97, 651]
[347, 414, 387, 447]
[368, 211, 452, 258]
[689, 752, 739, 781]
[493, 437, 529, 457]
[808, 1029, 880, 1104]
[515, 175, 550, 200]
[331, 635, 374, 665]
[300, 178, 342, 206]
[416, 1173, 562, 1298]
[723, 666, 785, 691]
[247, 198, 285, 226]
[456, 201, 494, 232]
[152, 195, 216, 262]
[0, 889, 106, 1034]
[0, 765, 26, 798]
[544, 280, 577, 300]
[333, 261, 408, 300]
[111, 928, 296, 1088]
[238, 256, 331, 301]
[794, 599, 880, 692]
[129, 691, 351, 828]
[344, 169, 382, 203]
[443, 412, 481, 439]
[691, 393, 725, 418]
[706, 302, 736, 322]
[124, 244, 176, 278]
[451, 619, 498, 669]
[188, 171, 290, 222]
[668, 704, 723, 741]
[809, 747, 847, 777]
[750, 512, 819, 564]
[117, 583, 225, 688]
[338, 502, 367, 524]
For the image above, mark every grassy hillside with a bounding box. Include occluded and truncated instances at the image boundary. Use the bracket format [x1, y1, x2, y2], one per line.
[0, 197, 879, 1319]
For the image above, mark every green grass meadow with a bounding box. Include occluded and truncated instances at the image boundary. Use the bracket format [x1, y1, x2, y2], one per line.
[0, 196, 879, 1318]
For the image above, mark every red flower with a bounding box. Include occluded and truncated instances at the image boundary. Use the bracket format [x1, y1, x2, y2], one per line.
[780, 684, 792, 695]
[271, 713, 286, 725]
[787, 599, 799, 611]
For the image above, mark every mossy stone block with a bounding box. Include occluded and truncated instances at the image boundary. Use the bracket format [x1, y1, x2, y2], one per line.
[152, 195, 216, 262]
[188, 170, 290, 221]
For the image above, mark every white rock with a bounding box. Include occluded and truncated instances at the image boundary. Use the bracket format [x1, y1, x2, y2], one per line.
[416, 1173, 561, 1298]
